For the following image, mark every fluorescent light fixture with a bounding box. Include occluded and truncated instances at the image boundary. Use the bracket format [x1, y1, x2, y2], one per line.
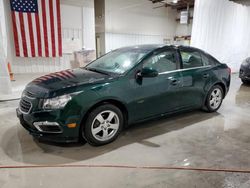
[172, 0, 178, 3]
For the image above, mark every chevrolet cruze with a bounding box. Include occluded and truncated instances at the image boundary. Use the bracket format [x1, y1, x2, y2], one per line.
[17, 45, 231, 146]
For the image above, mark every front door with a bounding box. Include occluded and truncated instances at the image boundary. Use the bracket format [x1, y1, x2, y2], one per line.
[128, 48, 183, 121]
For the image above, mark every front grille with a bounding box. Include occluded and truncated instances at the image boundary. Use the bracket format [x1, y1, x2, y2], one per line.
[24, 91, 35, 98]
[20, 98, 32, 113]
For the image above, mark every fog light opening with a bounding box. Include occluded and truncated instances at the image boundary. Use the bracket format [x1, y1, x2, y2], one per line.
[33, 122, 63, 134]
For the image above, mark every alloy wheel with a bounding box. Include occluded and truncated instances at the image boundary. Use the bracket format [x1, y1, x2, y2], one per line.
[209, 88, 222, 110]
[91, 110, 120, 142]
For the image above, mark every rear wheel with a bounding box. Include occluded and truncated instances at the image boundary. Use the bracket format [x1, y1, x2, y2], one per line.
[82, 104, 124, 146]
[205, 85, 224, 112]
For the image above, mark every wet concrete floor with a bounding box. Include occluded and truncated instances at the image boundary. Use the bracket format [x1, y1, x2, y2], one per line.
[0, 74, 250, 187]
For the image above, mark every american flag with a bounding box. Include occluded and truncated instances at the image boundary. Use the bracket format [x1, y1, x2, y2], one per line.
[10, 0, 62, 57]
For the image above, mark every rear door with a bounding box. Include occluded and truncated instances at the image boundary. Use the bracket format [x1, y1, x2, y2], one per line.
[178, 47, 212, 108]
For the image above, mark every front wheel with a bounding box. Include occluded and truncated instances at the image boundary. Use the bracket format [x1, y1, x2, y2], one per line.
[205, 85, 224, 112]
[82, 104, 124, 146]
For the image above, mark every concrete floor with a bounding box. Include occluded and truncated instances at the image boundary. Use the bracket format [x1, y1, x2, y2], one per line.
[0, 74, 250, 188]
[0, 73, 46, 101]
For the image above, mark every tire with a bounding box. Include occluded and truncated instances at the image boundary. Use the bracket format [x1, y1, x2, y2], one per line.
[82, 104, 124, 146]
[205, 85, 224, 113]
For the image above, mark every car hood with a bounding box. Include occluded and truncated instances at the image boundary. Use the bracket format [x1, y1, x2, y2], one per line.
[25, 68, 114, 98]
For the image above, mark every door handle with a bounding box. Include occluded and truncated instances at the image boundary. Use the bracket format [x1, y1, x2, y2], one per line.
[169, 78, 180, 86]
[171, 80, 178, 86]
[203, 74, 209, 79]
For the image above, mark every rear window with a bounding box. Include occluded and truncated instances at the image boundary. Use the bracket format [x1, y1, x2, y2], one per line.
[180, 50, 203, 69]
[206, 54, 221, 66]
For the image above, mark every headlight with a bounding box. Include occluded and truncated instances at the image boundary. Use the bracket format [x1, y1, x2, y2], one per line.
[42, 94, 72, 110]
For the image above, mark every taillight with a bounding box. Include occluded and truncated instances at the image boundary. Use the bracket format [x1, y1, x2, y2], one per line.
[227, 67, 231, 75]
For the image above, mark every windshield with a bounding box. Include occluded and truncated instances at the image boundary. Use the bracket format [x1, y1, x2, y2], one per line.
[86, 48, 151, 74]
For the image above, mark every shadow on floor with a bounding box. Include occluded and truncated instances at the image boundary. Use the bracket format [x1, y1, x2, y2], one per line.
[1, 110, 221, 165]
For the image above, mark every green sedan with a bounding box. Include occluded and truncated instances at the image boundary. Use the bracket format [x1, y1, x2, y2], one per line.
[17, 45, 231, 146]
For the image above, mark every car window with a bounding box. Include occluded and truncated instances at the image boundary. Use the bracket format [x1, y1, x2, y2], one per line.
[180, 50, 203, 69]
[207, 54, 221, 65]
[200, 52, 215, 66]
[143, 50, 177, 73]
[201, 52, 210, 66]
[87, 48, 150, 74]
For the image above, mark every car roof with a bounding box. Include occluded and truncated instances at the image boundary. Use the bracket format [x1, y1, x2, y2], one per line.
[116, 44, 202, 52]
[117, 44, 171, 51]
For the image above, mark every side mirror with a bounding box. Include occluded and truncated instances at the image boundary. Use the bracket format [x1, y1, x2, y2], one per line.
[138, 67, 158, 78]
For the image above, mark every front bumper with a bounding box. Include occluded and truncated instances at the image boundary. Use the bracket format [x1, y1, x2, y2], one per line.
[16, 108, 81, 143]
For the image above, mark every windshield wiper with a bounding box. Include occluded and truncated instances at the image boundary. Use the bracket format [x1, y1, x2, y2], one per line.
[85, 67, 110, 75]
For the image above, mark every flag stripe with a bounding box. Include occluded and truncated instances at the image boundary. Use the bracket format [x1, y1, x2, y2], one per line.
[19, 12, 28, 57]
[41, 0, 49, 57]
[23, 14, 31, 57]
[56, 0, 62, 56]
[31, 15, 38, 56]
[11, 12, 20, 57]
[15, 12, 24, 57]
[35, 13, 42, 56]
[53, 0, 59, 56]
[38, 0, 45, 57]
[45, 0, 52, 57]
[44, 0, 52, 57]
[49, 0, 56, 57]
[27, 14, 35, 57]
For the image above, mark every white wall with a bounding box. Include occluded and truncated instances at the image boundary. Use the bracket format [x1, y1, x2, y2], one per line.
[175, 20, 193, 36]
[6, 0, 96, 74]
[175, 10, 193, 36]
[105, 32, 171, 52]
[61, 4, 83, 54]
[191, 0, 250, 72]
[83, 5, 96, 50]
[0, 0, 11, 94]
[103, 0, 177, 53]
[61, 5, 82, 29]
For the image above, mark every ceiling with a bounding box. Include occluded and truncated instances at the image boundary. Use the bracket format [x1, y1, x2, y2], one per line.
[149, 0, 195, 10]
